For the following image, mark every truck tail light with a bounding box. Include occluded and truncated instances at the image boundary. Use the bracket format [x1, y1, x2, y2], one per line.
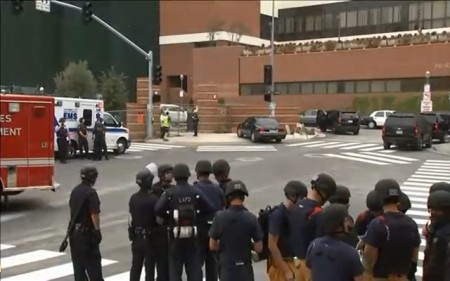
[414, 126, 420, 136]
[434, 122, 439, 130]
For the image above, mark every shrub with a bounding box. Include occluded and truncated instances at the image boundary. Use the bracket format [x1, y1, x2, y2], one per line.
[54, 61, 97, 98]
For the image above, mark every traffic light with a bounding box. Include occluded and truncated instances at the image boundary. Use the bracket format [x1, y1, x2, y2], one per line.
[152, 92, 161, 103]
[12, 0, 24, 15]
[82, 2, 93, 24]
[264, 65, 272, 85]
[153, 65, 162, 85]
[264, 91, 272, 102]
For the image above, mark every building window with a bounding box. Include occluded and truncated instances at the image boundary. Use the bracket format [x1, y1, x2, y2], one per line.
[381, 6, 393, 24]
[315, 15, 323, 31]
[277, 19, 285, 34]
[296, 17, 303, 32]
[433, 19, 446, 28]
[339, 12, 346, 28]
[324, 14, 333, 29]
[240, 85, 252, 96]
[306, 16, 314, 32]
[288, 83, 300, 94]
[369, 8, 381, 25]
[393, 6, 402, 23]
[409, 3, 418, 21]
[344, 82, 354, 93]
[314, 82, 327, 94]
[433, 1, 446, 19]
[275, 83, 287, 94]
[285, 17, 295, 33]
[327, 82, 338, 94]
[447, 1, 450, 16]
[347, 11, 357, 27]
[370, 80, 385, 92]
[356, 81, 370, 93]
[357, 10, 368, 26]
[301, 83, 313, 94]
[423, 2, 432, 20]
[386, 80, 401, 92]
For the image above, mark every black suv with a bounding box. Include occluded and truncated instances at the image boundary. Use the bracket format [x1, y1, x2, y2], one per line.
[382, 113, 433, 151]
[420, 111, 450, 143]
[317, 110, 360, 135]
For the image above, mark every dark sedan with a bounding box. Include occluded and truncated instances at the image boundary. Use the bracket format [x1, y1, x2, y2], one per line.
[237, 116, 287, 143]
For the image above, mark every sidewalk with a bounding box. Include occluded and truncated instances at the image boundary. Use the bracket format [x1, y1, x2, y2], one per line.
[432, 143, 450, 155]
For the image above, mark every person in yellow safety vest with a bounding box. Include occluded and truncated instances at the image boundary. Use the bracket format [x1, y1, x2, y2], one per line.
[160, 112, 170, 141]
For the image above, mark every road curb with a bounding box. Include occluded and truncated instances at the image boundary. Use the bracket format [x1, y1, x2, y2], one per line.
[430, 146, 450, 156]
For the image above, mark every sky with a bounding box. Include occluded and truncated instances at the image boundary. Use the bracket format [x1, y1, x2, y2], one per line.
[260, 0, 349, 16]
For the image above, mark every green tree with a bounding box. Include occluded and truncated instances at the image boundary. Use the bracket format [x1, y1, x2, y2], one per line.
[98, 66, 128, 111]
[54, 61, 97, 98]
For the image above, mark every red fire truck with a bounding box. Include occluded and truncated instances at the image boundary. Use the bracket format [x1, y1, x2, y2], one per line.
[0, 94, 60, 203]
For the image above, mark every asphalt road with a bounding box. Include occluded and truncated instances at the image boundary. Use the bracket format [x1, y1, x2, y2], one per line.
[1, 128, 449, 280]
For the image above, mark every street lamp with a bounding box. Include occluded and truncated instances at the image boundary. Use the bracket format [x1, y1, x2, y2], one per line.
[178, 74, 184, 136]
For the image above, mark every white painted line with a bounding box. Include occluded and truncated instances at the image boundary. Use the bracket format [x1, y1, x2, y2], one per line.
[411, 203, 428, 210]
[0, 244, 16, 250]
[378, 150, 396, 153]
[342, 152, 409, 164]
[303, 141, 342, 148]
[416, 266, 423, 277]
[404, 181, 433, 187]
[401, 186, 429, 192]
[411, 174, 450, 181]
[419, 251, 424, 261]
[341, 143, 379, 150]
[408, 196, 428, 203]
[401, 190, 429, 197]
[408, 178, 449, 184]
[323, 153, 389, 165]
[412, 218, 428, 225]
[131, 144, 185, 149]
[420, 164, 450, 169]
[362, 152, 419, 162]
[131, 143, 185, 148]
[406, 209, 430, 217]
[1, 250, 65, 269]
[2, 259, 117, 281]
[326, 142, 360, 148]
[359, 145, 384, 151]
[286, 141, 325, 147]
[426, 159, 450, 163]
[1, 213, 27, 223]
[197, 146, 277, 152]
[128, 147, 158, 151]
[418, 168, 450, 173]
[414, 171, 450, 176]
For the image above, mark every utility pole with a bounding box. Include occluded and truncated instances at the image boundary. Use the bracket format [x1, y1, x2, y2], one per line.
[270, 0, 276, 117]
[50, 0, 155, 138]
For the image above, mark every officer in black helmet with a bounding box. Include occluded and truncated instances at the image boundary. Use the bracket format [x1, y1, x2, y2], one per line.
[306, 204, 364, 281]
[56, 117, 69, 163]
[128, 169, 159, 281]
[155, 163, 215, 281]
[422, 190, 450, 281]
[194, 160, 225, 281]
[362, 179, 421, 281]
[68, 165, 103, 280]
[209, 180, 263, 281]
[398, 191, 412, 214]
[212, 159, 232, 193]
[354, 190, 383, 237]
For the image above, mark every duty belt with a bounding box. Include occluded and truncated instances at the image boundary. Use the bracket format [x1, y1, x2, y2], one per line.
[74, 224, 92, 232]
[134, 227, 154, 235]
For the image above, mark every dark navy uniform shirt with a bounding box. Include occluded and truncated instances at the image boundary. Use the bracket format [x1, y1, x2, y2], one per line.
[268, 204, 294, 258]
[306, 235, 364, 281]
[209, 205, 263, 267]
[195, 179, 225, 212]
[129, 189, 159, 229]
[423, 223, 450, 281]
[354, 210, 378, 236]
[69, 182, 100, 229]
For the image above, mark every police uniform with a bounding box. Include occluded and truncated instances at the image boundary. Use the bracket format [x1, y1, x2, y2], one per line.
[77, 118, 89, 158]
[192, 110, 199, 137]
[129, 169, 160, 281]
[212, 159, 232, 194]
[194, 160, 225, 281]
[306, 204, 364, 281]
[422, 190, 450, 281]
[209, 180, 263, 281]
[154, 163, 215, 281]
[354, 190, 383, 237]
[289, 173, 337, 281]
[68, 165, 103, 281]
[56, 118, 69, 163]
[362, 179, 421, 281]
[93, 118, 106, 161]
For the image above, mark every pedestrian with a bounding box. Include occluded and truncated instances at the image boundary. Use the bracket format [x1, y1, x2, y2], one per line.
[93, 116, 106, 161]
[362, 179, 421, 281]
[160, 111, 170, 141]
[289, 173, 337, 281]
[422, 190, 450, 281]
[209, 180, 264, 281]
[68, 165, 103, 281]
[306, 204, 365, 281]
[192, 106, 199, 137]
[194, 160, 225, 281]
[77, 117, 89, 159]
[128, 168, 160, 281]
[212, 159, 232, 194]
[354, 190, 383, 237]
[267, 181, 307, 281]
[155, 163, 215, 281]
[56, 117, 69, 163]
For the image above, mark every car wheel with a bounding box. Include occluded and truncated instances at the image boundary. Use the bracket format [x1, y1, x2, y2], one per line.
[251, 131, 257, 143]
[114, 138, 127, 155]
[440, 132, 449, 143]
[368, 121, 376, 129]
[425, 138, 432, 148]
[416, 139, 423, 151]
[353, 130, 359, 135]
[237, 128, 243, 138]
[383, 142, 391, 150]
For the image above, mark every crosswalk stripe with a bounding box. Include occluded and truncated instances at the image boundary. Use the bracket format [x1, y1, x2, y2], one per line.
[402, 190, 429, 197]
[401, 186, 430, 192]
[408, 196, 428, 203]
[425, 159, 450, 163]
[196, 146, 277, 152]
[411, 203, 428, 210]
[420, 163, 450, 169]
[324, 142, 359, 148]
[341, 152, 409, 164]
[1, 250, 65, 269]
[0, 244, 15, 250]
[303, 141, 342, 148]
[323, 153, 389, 165]
[359, 145, 384, 151]
[131, 143, 185, 149]
[2, 259, 117, 281]
[408, 178, 449, 184]
[127, 148, 145, 152]
[418, 167, 450, 173]
[361, 152, 419, 162]
[411, 174, 450, 181]
[404, 181, 430, 187]
[406, 209, 430, 217]
[411, 217, 428, 225]
[414, 170, 450, 176]
[341, 143, 379, 150]
[286, 141, 325, 147]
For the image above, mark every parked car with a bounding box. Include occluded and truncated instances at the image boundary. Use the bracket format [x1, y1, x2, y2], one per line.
[382, 113, 433, 151]
[360, 110, 395, 129]
[317, 110, 360, 135]
[160, 104, 188, 123]
[237, 116, 286, 143]
[299, 109, 320, 127]
[420, 111, 450, 143]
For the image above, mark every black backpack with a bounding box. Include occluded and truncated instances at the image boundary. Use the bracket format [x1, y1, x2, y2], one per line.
[170, 193, 197, 239]
[257, 204, 288, 261]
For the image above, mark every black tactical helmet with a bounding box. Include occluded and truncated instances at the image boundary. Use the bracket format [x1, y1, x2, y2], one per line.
[172, 163, 191, 179]
[321, 204, 349, 234]
[225, 180, 249, 197]
[136, 169, 154, 189]
[284, 180, 308, 198]
[212, 159, 230, 176]
[366, 190, 383, 212]
[158, 164, 173, 177]
[195, 160, 213, 174]
[59, 117, 65, 122]
[427, 190, 450, 209]
[80, 165, 98, 181]
[398, 191, 412, 213]
[311, 173, 337, 200]
[329, 185, 351, 205]
[429, 182, 450, 194]
[374, 179, 401, 202]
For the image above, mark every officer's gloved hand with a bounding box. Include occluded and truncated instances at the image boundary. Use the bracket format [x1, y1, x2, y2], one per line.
[93, 229, 102, 244]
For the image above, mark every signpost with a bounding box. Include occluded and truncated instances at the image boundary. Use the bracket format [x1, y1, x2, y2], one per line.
[421, 100, 433, 112]
[36, 0, 50, 12]
[421, 71, 432, 112]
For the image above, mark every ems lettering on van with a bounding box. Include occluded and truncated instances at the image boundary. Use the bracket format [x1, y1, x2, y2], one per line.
[63, 109, 78, 121]
[0, 114, 22, 136]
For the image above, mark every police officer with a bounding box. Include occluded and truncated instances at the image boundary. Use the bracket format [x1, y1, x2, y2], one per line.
[398, 191, 411, 214]
[362, 179, 421, 281]
[209, 180, 263, 281]
[78, 117, 89, 159]
[267, 181, 307, 281]
[422, 190, 450, 281]
[306, 204, 364, 281]
[154, 163, 215, 281]
[93, 116, 107, 161]
[69, 165, 103, 281]
[212, 159, 232, 193]
[422, 182, 450, 240]
[192, 106, 199, 137]
[354, 190, 383, 237]
[194, 160, 225, 281]
[289, 173, 337, 281]
[56, 117, 69, 163]
[129, 169, 160, 281]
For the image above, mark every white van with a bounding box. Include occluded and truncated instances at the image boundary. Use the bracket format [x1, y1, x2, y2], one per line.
[54, 97, 130, 157]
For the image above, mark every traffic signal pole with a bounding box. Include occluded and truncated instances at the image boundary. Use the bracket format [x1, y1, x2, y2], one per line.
[270, 0, 275, 117]
[50, 0, 155, 139]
